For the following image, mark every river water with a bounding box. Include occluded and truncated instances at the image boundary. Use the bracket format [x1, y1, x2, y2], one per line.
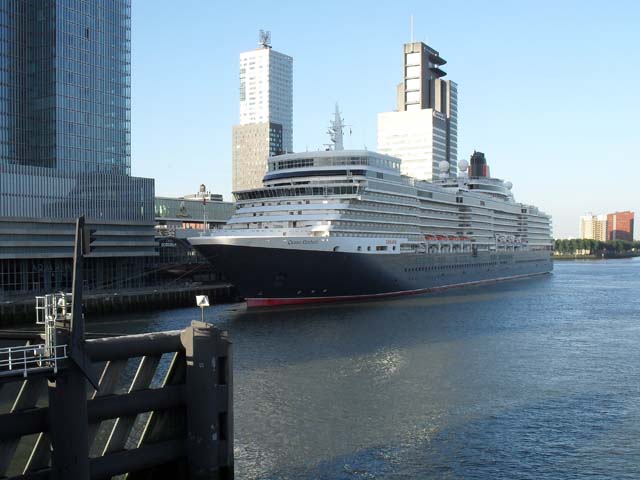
[91, 259, 640, 479]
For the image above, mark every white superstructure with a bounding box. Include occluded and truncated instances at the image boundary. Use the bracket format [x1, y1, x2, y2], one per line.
[210, 150, 552, 255]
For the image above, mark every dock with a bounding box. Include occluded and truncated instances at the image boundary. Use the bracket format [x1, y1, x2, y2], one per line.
[0, 283, 235, 326]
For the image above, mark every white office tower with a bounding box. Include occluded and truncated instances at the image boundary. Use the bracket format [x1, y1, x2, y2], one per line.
[377, 41, 458, 181]
[232, 31, 293, 191]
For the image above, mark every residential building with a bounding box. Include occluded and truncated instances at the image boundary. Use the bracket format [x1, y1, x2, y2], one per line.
[232, 32, 293, 191]
[377, 41, 458, 181]
[579, 213, 608, 241]
[0, 0, 156, 297]
[607, 211, 634, 241]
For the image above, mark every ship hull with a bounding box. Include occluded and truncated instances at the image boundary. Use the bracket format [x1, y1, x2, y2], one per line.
[193, 243, 553, 307]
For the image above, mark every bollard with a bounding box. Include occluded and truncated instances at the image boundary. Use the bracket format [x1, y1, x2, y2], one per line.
[180, 321, 233, 479]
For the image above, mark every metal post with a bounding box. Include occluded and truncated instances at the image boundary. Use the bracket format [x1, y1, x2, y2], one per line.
[202, 196, 207, 234]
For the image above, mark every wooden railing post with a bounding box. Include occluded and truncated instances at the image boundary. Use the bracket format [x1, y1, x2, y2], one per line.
[48, 330, 90, 480]
[180, 321, 233, 479]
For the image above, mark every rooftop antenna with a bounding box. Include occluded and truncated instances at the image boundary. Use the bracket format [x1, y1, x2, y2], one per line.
[410, 15, 414, 43]
[259, 29, 271, 48]
[325, 103, 350, 151]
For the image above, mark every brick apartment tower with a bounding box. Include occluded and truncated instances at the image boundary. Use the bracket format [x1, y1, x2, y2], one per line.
[607, 211, 635, 241]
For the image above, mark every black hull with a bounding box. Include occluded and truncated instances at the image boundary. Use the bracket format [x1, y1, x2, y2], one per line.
[194, 244, 553, 307]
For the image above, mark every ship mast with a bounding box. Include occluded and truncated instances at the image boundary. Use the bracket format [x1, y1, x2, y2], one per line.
[327, 103, 345, 151]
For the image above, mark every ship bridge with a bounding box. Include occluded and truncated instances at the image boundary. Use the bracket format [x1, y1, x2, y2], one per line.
[265, 150, 401, 182]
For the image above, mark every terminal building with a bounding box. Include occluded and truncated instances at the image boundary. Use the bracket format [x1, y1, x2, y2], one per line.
[155, 185, 235, 237]
[0, 0, 156, 298]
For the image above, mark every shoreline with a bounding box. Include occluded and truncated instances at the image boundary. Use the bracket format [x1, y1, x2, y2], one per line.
[553, 253, 640, 260]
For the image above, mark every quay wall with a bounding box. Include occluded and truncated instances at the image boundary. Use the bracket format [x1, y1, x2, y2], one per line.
[0, 283, 235, 325]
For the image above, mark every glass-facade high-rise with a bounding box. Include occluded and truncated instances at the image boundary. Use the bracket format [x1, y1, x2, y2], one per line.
[1, 0, 131, 173]
[0, 0, 156, 298]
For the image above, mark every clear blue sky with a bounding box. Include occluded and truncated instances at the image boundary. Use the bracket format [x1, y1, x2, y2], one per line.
[131, 0, 640, 239]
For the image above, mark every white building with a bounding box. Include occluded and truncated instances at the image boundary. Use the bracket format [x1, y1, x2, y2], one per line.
[233, 33, 293, 191]
[580, 213, 607, 241]
[377, 41, 458, 182]
[239, 47, 293, 150]
[378, 109, 447, 181]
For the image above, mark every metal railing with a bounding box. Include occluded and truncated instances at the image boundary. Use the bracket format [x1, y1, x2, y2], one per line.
[0, 343, 68, 378]
[0, 292, 73, 379]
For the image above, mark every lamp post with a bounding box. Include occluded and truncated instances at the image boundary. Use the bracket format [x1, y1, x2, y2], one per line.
[203, 197, 207, 234]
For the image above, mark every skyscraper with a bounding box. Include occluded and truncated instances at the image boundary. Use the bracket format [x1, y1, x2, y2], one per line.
[377, 41, 458, 181]
[0, 0, 155, 296]
[232, 32, 293, 191]
[607, 211, 634, 241]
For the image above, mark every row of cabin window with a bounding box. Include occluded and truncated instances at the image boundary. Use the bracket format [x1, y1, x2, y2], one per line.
[404, 261, 499, 273]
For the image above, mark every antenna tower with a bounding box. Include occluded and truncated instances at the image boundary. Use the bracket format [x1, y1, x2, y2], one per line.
[259, 29, 271, 48]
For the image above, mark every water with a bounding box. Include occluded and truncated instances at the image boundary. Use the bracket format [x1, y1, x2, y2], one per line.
[90, 259, 640, 479]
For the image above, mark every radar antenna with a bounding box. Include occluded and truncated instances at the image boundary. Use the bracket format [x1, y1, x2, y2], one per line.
[325, 103, 351, 151]
[259, 29, 271, 48]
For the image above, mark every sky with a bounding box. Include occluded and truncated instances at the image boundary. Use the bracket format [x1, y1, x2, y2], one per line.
[131, 0, 640, 239]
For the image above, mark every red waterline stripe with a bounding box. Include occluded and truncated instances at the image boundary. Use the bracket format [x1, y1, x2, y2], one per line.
[246, 271, 550, 308]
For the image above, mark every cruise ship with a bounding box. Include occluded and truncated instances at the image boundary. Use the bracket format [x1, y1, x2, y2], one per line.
[189, 149, 553, 307]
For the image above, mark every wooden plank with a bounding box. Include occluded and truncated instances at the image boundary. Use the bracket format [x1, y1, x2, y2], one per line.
[86, 333, 182, 362]
[22, 359, 129, 474]
[102, 355, 160, 455]
[126, 352, 187, 480]
[22, 434, 49, 473]
[90, 439, 186, 480]
[137, 351, 186, 445]
[88, 359, 128, 447]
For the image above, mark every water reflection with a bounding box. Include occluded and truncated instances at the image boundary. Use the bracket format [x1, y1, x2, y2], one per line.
[86, 260, 640, 479]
